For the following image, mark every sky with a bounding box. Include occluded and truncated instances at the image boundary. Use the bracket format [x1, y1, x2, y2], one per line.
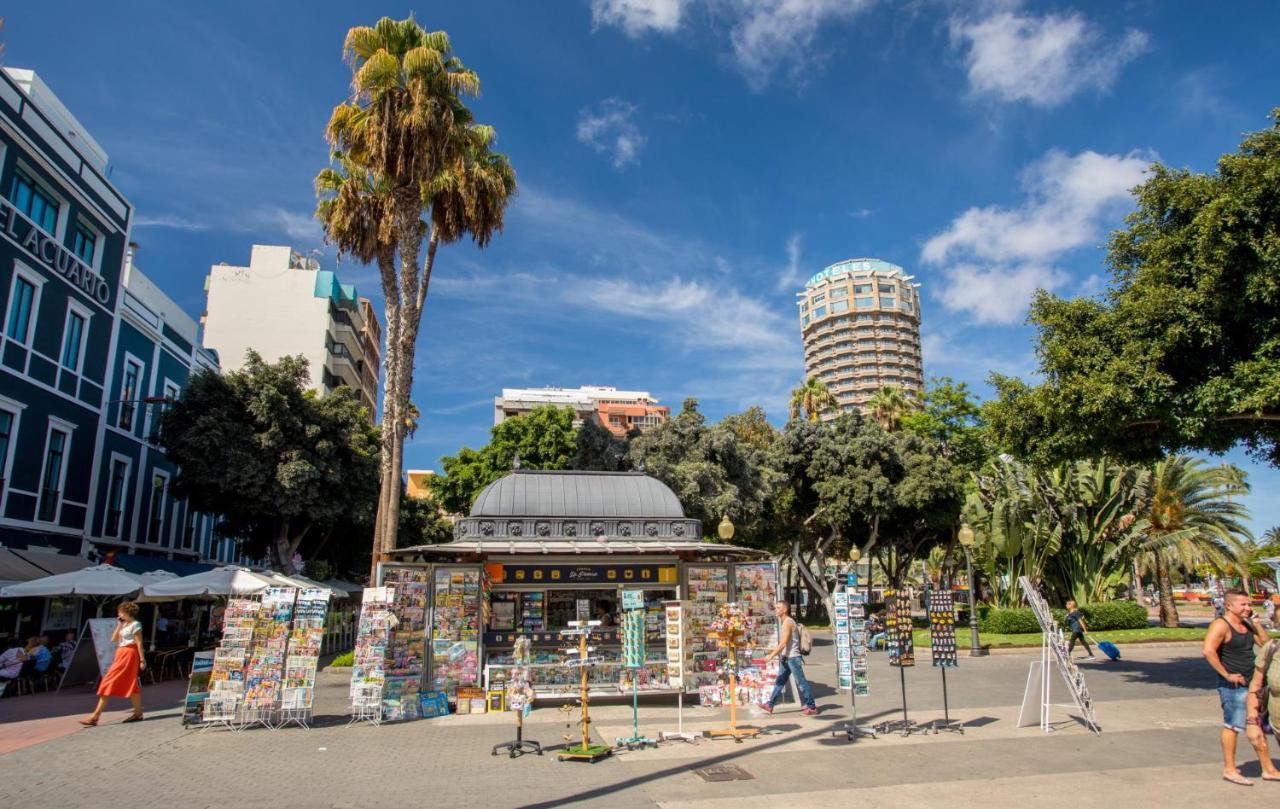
[4, 1, 1279, 537]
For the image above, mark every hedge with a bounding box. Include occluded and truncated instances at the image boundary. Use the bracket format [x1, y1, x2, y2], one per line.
[329, 651, 354, 667]
[978, 600, 1148, 634]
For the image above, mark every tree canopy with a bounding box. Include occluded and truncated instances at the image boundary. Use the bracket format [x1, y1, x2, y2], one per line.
[158, 351, 380, 570]
[987, 111, 1280, 467]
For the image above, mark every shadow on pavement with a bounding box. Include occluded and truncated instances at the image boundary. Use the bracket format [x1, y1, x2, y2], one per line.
[1107, 655, 1215, 692]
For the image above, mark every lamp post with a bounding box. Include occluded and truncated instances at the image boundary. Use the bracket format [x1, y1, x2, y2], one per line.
[957, 523, 986, 657]
[717, 516, 735, 542]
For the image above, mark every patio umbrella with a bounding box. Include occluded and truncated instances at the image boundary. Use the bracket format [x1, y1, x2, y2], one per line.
[0, 564, 147, 597]
[258, 571, 339, 597]
[140, 565, 275, 599]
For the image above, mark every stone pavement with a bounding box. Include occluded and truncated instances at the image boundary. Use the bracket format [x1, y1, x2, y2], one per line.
[2, 640, 1278, 808]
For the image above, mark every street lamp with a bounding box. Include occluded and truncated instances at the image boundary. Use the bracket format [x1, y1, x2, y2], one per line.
[717, 516, 735, 541]
[958, 523, 986, 657]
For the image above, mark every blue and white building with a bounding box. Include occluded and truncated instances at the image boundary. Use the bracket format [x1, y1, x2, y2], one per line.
[0, 67, 239, 569]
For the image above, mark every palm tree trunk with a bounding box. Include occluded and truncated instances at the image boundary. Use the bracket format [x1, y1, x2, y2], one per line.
[370, 253, 400, 581]
[1154, 552, 1180, 628]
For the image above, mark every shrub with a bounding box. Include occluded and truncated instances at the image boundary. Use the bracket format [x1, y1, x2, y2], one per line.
[329, 651, 354, 667]
[980, 608, 1041, 634]
[1081, 600, 1148, 630]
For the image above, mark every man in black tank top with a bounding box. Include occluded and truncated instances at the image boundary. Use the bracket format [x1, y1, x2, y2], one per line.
[1203, 590, 1273, 785]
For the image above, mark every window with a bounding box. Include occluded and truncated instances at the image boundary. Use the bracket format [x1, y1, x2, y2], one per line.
[147, 473, 167, 544]
[72, 223, 96, 265]
[830, 300, 849, 314]
[183, 509, 199, 550]
[830, 287, 848, 298]
[105, 459, 128, 537]
[854, 284, 871, 294]
[812, 306, 827, 318]
[0, 409, 12, 494]
[60, 310, 86, 371]
[901, 300, 914, 313]
[801, 315, 809, 326]
[879, 283, 896, 294]
[855, 297, 874, 309]
[811, 293, 825, 305]
[6, 276, 36, 343]
[8, 169, 59, 234]
[37, 428, 68, 522]
[119, 360, 141, 430]
[856, 313, 874, 322]
[880, 296, 897, 309]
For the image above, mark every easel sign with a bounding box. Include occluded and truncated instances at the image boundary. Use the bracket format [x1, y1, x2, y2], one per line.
[58, 618, 120, 690]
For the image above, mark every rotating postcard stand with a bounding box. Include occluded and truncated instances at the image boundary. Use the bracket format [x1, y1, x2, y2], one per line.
[830, 590, 876, 742]
[558, 620, 613, 762]
[616, 609, 657, 750]
[874, 590, 923, 737]
[706, 604, 760, 742]
[493, 637, 542, 758]
[659, 600, 697, 744]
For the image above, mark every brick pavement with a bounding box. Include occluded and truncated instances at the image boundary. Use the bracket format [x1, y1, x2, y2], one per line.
[0, 642, 1274, 808]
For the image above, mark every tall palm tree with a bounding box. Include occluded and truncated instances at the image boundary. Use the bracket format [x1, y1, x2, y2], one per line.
[866, 385, 912, 431]
[1138, 457, 1252, 627]
[789, 377, 839, 423]
[320, 17, 516, 569]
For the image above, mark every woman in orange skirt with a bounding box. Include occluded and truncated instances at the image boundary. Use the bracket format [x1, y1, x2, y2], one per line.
[80, 601, 146, 726]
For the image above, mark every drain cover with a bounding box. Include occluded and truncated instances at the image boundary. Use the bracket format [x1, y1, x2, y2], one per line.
[692, 764, 755, 782]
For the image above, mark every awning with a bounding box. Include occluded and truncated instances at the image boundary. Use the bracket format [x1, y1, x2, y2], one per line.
[389, 538, 771, 560]
[0, 564, 149, 597]
[107, 553, 215, 577]
[9, 548, 93, 576]
[0, 548, 58, 585]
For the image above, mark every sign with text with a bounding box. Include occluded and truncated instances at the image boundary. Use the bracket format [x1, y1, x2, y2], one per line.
[494, 564, 677, 585]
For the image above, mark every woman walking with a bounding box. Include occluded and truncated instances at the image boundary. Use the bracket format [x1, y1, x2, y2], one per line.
[80, 602, 145, 726]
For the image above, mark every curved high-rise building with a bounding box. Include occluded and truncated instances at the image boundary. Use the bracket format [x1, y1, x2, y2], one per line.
[797, 258, 924, 414]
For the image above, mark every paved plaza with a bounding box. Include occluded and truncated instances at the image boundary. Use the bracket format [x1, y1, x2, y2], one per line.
[1, 639, 1275, 808]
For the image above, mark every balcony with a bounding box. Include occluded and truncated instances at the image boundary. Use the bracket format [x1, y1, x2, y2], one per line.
[326, 352, 361, 390]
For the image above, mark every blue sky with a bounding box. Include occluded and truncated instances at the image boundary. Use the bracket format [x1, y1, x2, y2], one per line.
[5, 1, 1279, 536]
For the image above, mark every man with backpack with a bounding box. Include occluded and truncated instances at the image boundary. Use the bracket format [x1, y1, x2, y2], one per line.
[759, 601, 818, 716]
[1245, 633, 1280, 782]
[1204, 590, 1273, 786]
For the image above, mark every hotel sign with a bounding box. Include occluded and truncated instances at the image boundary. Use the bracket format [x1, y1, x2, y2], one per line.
[1, 198, 112, 307]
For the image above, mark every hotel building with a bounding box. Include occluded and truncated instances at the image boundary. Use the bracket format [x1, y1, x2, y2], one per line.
[797, 258, 924, 414]
[494, 386, 669, 438]
[202, 245, 381, 418]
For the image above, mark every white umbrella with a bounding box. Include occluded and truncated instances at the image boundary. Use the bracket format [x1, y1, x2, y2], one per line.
[141, 565, 275, 598]
[0, 564, 147, 597]
[257, 571, 338, 597]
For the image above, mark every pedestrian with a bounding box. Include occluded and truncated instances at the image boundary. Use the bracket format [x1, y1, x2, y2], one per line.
[758, 601, 818, 716]
[1244, 633, 1280, 782]
[1266, 598, 1277, 631]
[57, 630, 76, 671]
[1064, 600, 1095, 660]
[0, 642, 27, 693]
[79, 602, 146, 726]
[1203, 589, 1272, 786]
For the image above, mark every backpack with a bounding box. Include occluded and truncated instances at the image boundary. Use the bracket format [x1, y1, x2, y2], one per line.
[797, 622, 813, 656]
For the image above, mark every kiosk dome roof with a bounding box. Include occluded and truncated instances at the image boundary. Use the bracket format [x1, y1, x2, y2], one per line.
[470, 470, 686, 519]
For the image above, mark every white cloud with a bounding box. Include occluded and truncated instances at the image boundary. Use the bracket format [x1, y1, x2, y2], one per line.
[133, 214, 210, 231]
[590, 0, 688, 36]
[776, 234, 804, 291]
[725, 0, 874, 90]
[576, 99, 648, 168]
[251, 205, 326, 247]
[951, 6, 1149, 108]
[922, 148, 1152, 325]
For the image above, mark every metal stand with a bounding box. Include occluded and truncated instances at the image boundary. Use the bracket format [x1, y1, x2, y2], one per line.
[875, 665, 922, 736]
[660, 690, 699, 743]
[559, 621, 613, 762]
[200, 692, 242, 733]
[930, 667, 964, 734]
[832, 682, 877, 741]
[706, 631, 760, 742]
[348, 683, 383, 727]
[493, 711, 543, 758]
[277, 706, 313, 730]
[616, 670, 658, 750]
[1016, 577, 1100, 735]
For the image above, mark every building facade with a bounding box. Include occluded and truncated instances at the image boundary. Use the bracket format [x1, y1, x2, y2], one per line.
[797, 258, 924, 414]
[0, 67, 240, 567]
[202, 244, 381, 418]
[494, 386, 669, 438]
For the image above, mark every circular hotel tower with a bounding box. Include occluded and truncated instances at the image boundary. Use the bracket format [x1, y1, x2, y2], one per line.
[797, 258, 924, 414]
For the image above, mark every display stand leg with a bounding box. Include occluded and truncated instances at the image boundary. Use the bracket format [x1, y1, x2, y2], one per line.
[832, 684, 877, 742]
[875, 665, 921, 737]
[707, 647, 761, 742]
[615, 672, 657, 750]
[931, 667, 964, 734]
[660, 690, 697, 744]
[492, 712, 543, 758]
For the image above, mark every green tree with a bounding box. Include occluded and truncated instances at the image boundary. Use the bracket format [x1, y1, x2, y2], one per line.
[320, 17, 517, 573]
[900, 377, 991, 475]
[434, 406, 624, 514]
[987, 111, 1280, 468]
[1138, 457, 1252, 627]
[789, 377, 839, 423]
[1248, 526, 1280, 583]
[158, 351, 380, 570]
[398, 493, 454, 548]
[866, 385, 914, 432]
[627, 399, 776, 547]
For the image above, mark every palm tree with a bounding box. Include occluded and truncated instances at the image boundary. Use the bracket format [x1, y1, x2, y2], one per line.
[789, 377, 839, 423]
[320, 17, 516, 569]
[866, 385, 912, 431]
[1138, 457, 1252, 627]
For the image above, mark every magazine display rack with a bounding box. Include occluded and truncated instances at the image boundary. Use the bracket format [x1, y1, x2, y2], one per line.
[492, 636, 541, 758]
[1017, 576, 1100, 735]
[280, 588, 330, 729]
[706, 604, 760, 742]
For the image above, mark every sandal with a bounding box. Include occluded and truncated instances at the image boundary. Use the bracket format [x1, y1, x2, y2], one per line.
[122, 713, 144, 723]
[78, 718, 98, 726]
[1223, 773, 1254, 787]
